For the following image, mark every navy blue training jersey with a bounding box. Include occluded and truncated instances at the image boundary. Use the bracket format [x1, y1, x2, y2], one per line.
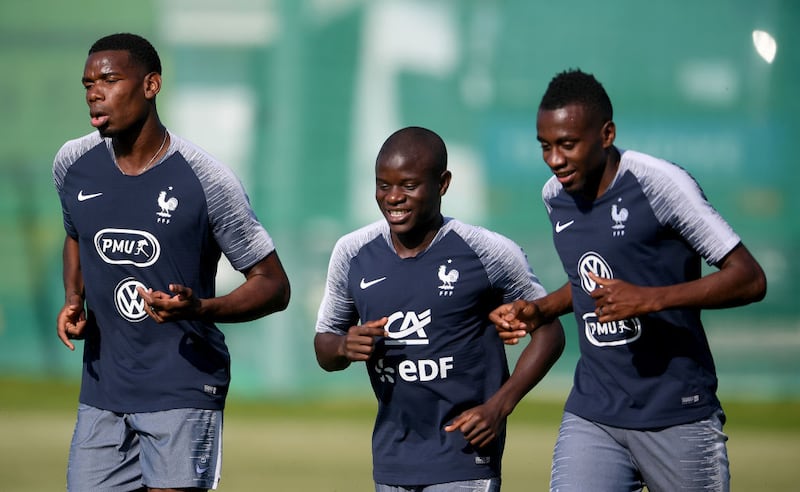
[53, 131, 275, 413]
[543, 149, 740, 429]
[315, 218, 547, 485]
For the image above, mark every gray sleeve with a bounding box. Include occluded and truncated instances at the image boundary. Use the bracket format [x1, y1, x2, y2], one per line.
[53, 132, 103, 238]
[314, 222, 384, 335]
[625, 152, 741, 266]
[179, 137, 275, 271]
[452, 221, 548, 302]
[541, 176, 561, 215]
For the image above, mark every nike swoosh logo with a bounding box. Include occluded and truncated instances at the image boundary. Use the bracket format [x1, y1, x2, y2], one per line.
[360, 277, 387, 289]
[555, 220, 574, 233]
[196, 463, 209, 475]
[77, 190, 103, 201]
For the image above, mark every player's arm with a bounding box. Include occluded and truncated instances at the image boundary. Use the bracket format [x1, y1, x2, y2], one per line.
[200, 251, 290, 322]
[314, 318, 388, 372]
[57, 235, 87, 350]
[139, 251, 290, 323]
[589, 243, 766, 323]
[490, 282, 573, 344]
[445, 316, 565, 447]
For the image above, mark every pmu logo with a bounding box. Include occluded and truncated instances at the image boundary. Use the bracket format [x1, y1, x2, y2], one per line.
[94, 228, 160, 267]
[582, 312, 642, 346]
[114, 277, 148, 322]
[384, 309, 431, 346]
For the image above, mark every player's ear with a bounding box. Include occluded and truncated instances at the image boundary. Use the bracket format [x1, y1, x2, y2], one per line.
[143, 72, 162, 100]
[601, 120, 616, 149]
[439, 170, 452, 197]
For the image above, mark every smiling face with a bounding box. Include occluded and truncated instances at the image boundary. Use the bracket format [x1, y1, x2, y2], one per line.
[82, 50, 159, 138]
[537, 102, 616, 201]
[375, 134, 451, 257]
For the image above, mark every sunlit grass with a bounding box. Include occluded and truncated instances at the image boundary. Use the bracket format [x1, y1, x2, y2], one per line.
[2, 378, 798, 491]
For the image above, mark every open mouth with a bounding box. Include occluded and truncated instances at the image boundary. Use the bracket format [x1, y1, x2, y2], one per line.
[90, 111, 109, 128]
[555, 169, 576, 185]
[385, 209, 411, 222]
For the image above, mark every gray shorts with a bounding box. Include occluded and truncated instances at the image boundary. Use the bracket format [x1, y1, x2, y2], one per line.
[375, 478, 500, 492]
[550, 410, 729, 492]
[67, 403, 223, 491]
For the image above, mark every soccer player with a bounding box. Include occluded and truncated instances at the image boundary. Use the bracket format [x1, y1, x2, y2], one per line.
[491, 69, 767, 491]
[53, 33, 290, 491]
[314, 126, 565, 491]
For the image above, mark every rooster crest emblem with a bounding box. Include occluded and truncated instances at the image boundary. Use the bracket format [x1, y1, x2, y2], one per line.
[156, 187, 179, 224]
[437, 261, 460, 296]
[611, 197, 628, 237]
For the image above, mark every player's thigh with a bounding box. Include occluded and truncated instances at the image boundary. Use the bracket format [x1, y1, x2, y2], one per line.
[67, 403, 143, 492]
[129, 408, 223, 490]
[550, 412, 644, 492]
[375, 478, 500, 492]
[628, 409, 729, 492]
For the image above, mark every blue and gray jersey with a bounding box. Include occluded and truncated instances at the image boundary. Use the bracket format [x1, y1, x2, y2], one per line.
[53, 130, 274, 413]
[316, 218, 546, 485]
[543, 148, 740, 429]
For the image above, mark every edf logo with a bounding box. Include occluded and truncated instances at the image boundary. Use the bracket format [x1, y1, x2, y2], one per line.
[375, 356, 455, 383]
[398, 356, 454, 382]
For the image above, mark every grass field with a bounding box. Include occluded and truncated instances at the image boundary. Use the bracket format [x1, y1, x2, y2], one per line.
[2, 378, 798, 491]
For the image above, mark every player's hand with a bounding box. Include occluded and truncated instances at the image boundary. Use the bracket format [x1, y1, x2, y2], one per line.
[137, 284, 202, 323]
[489, 300, 542, 345]
[444, 401, 505, 448]
[57, 294, 87, 351]
[343, 318, 388, 362]
[588, 272, 655, 322]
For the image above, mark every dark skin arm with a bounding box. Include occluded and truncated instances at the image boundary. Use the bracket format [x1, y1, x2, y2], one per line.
[490, 282, 573, 345]
[444, 317, 565, 447]
[137, 251, 290, 324]
[589, 243, 766, 322]
[490, 243, 767, 342]
[313, 318, 388, 372]
[314, 314, 564, 448]
[57, 235, 87, 350]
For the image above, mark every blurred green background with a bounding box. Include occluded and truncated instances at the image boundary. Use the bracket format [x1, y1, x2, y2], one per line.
[1, 0, 798, 407]
[1, 0, 798, 489]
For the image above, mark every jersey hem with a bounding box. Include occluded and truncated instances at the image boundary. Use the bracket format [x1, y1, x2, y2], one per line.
[565, 403, 722, 430]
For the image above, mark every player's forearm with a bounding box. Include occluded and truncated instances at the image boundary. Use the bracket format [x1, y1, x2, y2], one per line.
[62, 235, 84, 301]
[648, 244, 766, 313]
[491, 319, 565, 416]
[535, 283, 573, 321]
[202, 276, 289, 322]
[201, 252, 290, 323]
[314, 332, 351, 371]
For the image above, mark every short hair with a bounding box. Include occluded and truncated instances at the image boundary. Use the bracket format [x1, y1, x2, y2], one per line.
[89, 33, 162, 75]
[539, 69, 613, 122]
[377, 126, 448, 175]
